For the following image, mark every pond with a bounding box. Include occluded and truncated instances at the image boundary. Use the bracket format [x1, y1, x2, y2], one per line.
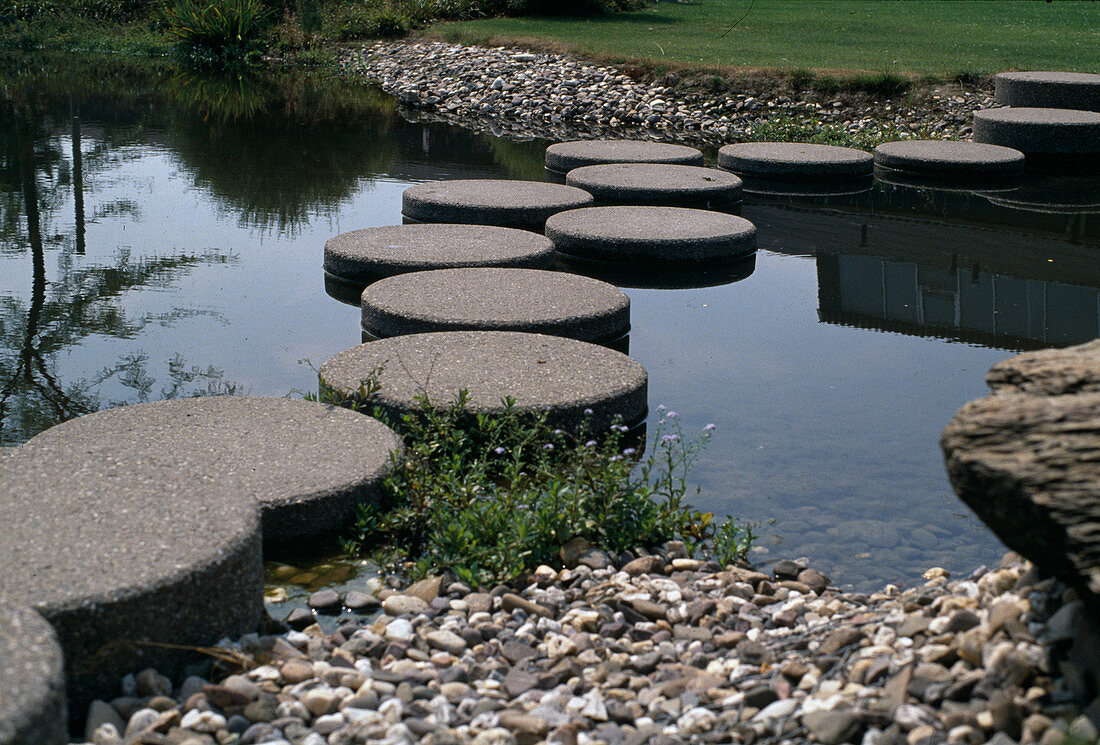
[3, 53, 1099, 593]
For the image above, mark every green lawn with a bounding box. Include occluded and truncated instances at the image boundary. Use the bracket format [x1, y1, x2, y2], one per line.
[428, 0, 1099, 76]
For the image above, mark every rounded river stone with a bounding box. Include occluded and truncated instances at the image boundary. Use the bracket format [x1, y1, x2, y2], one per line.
[402, 179, 594, 229]
[0, 438, 264, 708]
[565, 163, 743, 209]
[319, 331, 648, 431]
[995, 71, 1100, 112]
[873, 140, 1025, 186]
[717, 142, 874, 178]
[545, 140, 704, 174]
[24, 397, 402, 550]
[972, 107, 1100, 155]
[0, 603, 66, 745]
[361, 267, 630, 342]
[324, 223, 555, 283]
[545, 206, 756, 263]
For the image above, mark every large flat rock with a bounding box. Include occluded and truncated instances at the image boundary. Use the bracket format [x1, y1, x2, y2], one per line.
[319, 331, 648, 432]
[565, 163, 742, 210]
[360, 267, 630, 343]
[874, 140, 1025, 177]
[995, 71, 1100, 112]
[0, 602, 66, 745]
[942, 339, 1100, 613]
[972, 107, 1100, 155]
[545, 205, 756, 263]
[717, 142, 874, 178]
[545, 139, 704, 174]
[24, 397, 402, 550]
[0, 438, 264, 708]
[402, 179, 594, 230]
[324, 223, 555, 284]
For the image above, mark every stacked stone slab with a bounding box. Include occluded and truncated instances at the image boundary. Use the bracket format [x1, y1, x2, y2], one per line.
[0, 602, 67, 745]
[320, 331, 647, 432]
[565, 163, 743, 210]
[360, 267, 630, 343]
[544, 139, 704, 174]
[402, 179, 593, 230]
[324, 224, 555, 285]
[546, 205, 756, 264]
[24, 397, 403, 550]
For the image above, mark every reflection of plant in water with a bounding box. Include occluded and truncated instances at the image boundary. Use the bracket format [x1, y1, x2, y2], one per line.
[168, 68, 275, 122]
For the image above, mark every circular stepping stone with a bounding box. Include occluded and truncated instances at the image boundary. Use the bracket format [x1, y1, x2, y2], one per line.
[324, 224, 555, 284]
[25, 397, 402, 550]
[717, 142, 874, 179]
[545, 140, 704, 174]
[972, 107, 1100, 155]
[557, 253, 756, 290]
[995, 71, 1100, 112]
[545, 206, 756, 264]
[565, 163, 743, 210]
[0, 439, 263, 707]
[319, 331, 648, 432]
[402, 179, 594, 230]
[873, 140, 1025, 187]
[0, 603, 66, 745]
[360, 267, 630, 343]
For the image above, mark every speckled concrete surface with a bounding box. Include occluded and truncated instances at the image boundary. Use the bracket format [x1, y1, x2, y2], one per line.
[401, 179, 594, 229]
[323, 223, 555, 283]
[972, 107, 1100, 155]
[0, 602, 66, 745]
[319, 330, 647, 431]
[544, 139, 704, 174]
[24, 397, 403, 549]
[565, 163, 743, 209]
[717, 141, 874, 178]
[995, 71, 1100, 112]
[0, 441, 264, 710]
[360, 267, 630, 342]
[874, 140, 1025, 176]
[545, 206, 756, 263]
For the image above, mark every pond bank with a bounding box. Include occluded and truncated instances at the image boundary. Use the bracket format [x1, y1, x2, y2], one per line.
[336, 40, 994, 149]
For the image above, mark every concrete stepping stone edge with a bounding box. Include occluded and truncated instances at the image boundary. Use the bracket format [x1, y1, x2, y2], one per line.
[0, 602, 67, 745]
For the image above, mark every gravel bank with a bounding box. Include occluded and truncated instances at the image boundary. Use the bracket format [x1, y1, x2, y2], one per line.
[76, 550, 1099, 745]
[338, 41, 995, 149]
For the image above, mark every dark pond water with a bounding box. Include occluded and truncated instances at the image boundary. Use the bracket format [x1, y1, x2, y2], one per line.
[4, 53, 1099, 593]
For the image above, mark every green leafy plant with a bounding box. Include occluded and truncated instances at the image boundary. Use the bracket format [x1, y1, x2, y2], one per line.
[327, 382, 753, 586]
[164, 0, 271, 66]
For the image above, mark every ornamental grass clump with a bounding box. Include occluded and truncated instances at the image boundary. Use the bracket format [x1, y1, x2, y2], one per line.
[164, 0, 271, 66]
[333, 389, 755, 586]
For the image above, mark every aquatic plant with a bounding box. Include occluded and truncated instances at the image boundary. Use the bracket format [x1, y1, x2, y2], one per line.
[164, 0, 271, 66]
[319, 382, 754, 586]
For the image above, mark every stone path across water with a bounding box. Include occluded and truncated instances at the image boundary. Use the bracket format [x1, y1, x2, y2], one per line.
[994, 71, 1100, 113]
[544, 139, 704, 174]
[565, 163, 743, 210]
[23, 397, 403, 550]
[0, 602, 67, 745]
[324, 224, 555, 285]
[319, 330, 648, 432]
[718, 141, 875, 179]
[402, 180, 594, 230]
[972, 107, 1100, 156]
[360, 267, 630, 343]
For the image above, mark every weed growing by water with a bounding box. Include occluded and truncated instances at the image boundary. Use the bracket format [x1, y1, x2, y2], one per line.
[744, 111, 933, 152]
[164, 0, 271, 66]
[320, 383, 754, 586]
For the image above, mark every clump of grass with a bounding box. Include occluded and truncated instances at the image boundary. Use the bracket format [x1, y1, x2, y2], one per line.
[744, 111, 925, 151]
[164, 0, 271, 66]
[325, 387, 754, 586]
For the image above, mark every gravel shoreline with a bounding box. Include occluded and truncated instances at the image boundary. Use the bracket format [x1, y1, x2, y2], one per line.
[337, 40, 995, 149]
[77, 550, 1099, 745]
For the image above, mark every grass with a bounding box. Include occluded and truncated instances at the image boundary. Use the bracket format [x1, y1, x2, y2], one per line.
[426, 0, 1100, 77]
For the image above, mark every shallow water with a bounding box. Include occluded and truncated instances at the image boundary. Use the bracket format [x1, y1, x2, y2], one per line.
[3, 54, 1099, 592]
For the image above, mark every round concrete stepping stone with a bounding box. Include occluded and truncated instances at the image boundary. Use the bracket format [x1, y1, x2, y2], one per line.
[0, 440, 263, 707]
[717, 142, 874, 179]
[319, 331, 648, 432]
[557, 253, 756, 290]
[324, 224, 556, 284]
[545, 206, 756, 264]
[565, 163, 743, 210]
[972, 107, 1100, 155]
[360, 267, 630, 343]
[0, 603, 66, 745]
[995, 71, 1100, 112]
[25, 397, 402, 550]
[402, 179, 594, 230]
[545, 140, 704, 174]
[873, 140, 1025, 188]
